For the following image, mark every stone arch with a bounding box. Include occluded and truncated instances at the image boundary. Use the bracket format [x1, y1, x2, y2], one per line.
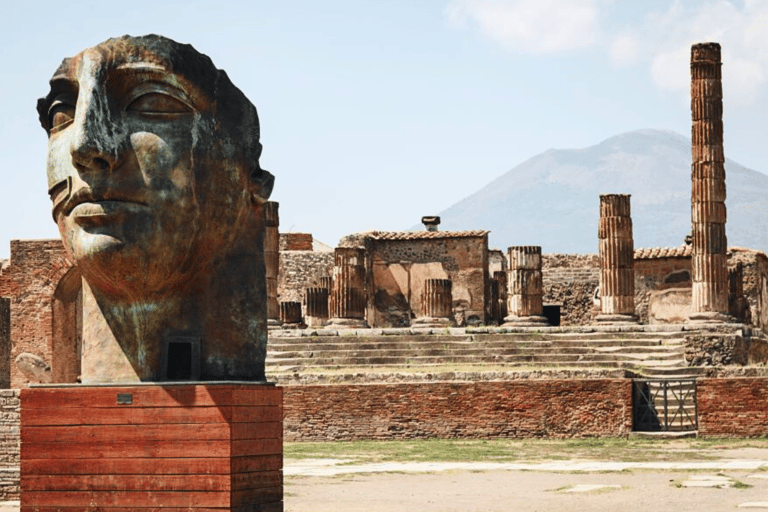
[51, 266, 82, 383]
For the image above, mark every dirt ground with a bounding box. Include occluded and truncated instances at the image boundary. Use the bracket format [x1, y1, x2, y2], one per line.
[284, 448, 768, 512]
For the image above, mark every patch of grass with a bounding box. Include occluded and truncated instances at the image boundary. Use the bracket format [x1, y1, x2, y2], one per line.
[732, 480, 753, 489]
[284, 437, 760, 465]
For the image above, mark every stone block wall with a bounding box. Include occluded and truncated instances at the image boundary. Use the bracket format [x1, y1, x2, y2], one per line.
[634, 257, 692, 323]
[542, 254, 599, 326]
[0, 389, 19, 500]
[277, 251, 334, 306]
[0, 240, 74, 388]
[283, 379, 633, 440]
[698, 378, 768, 436]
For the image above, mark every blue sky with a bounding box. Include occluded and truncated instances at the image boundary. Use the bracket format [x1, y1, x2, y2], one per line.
[1, 0, 766, 257]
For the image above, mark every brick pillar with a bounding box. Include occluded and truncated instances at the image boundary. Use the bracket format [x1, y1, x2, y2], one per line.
[494, 270, 508, 325]
[279, 301, 303, 328]
[503, 246, 548, 326]
[689, 42, 730, 323]
[264, 201, 281, 328]
[328, 248, 368, 328]
[304, 287, 329, 327]
[413, 279, 453, 328]
[596, 194, 638, 324]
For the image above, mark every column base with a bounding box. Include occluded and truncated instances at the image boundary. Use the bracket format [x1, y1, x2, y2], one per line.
[326, 318, 368, 329]
[502, 315, 549, 327]
[305, 316, 328, 328]
[267, 318, 283, 330]
[688, 311, 735, 323]
[412, 317, 453, 329]
[21, 382, 283, 511]
[279, 322, 305, 329]
[595, 313, 639, 325]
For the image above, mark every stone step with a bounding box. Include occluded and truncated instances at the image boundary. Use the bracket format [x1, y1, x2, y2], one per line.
[267, 338, 684, 351]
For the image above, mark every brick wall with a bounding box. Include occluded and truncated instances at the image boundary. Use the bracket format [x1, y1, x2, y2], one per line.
[280, 233, 313, 251]
[697, 378, 768, 436]
[283, 380, 633, 440]
[0, 240, 74, 388]
[0, 299, 9, 389]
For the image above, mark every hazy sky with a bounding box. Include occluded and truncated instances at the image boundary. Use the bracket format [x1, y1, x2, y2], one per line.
[1, 0, 766, 258]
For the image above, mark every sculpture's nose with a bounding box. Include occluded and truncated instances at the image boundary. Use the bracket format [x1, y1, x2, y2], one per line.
[70, 87, 121, 174]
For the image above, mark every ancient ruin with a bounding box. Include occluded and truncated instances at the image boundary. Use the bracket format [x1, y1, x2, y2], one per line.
[266, 201, 282, 328]
[503, 246, 548, 326]
[690, 42, 730, 322]
[328, 247, 368, 328]
[597, 194, 638, 323]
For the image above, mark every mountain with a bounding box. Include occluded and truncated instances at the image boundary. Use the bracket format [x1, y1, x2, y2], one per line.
[433, 129, 768, 254]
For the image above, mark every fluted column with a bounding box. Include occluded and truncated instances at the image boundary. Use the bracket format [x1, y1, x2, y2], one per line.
[327, 247, 368, 328]
[596, 194, 638, 324]
[264, 201, 281, 328]
[279, 301, 303, 328]
[503, 246, 548, 326]
[494, 270, 508, 325]
[413, 279, 453, 328]
[689, 42, 730, 322]
[304, 287, 329, 327]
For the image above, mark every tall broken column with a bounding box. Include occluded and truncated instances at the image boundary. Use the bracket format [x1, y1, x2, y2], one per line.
[327, 247, 368, 328]
[596, 194, 638, 324]
[503, 246, 548, 326]
[689, 42, 730, 322]
[413, 279, 453, 328]
[264, 201, 281, 328]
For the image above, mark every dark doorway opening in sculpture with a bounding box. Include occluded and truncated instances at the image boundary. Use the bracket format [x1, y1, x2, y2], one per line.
[163, 337, 201, 381]
[543, 305, 561, 326]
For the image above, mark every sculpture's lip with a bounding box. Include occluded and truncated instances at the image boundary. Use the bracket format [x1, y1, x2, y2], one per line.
[70, 200, 149, 224]
[62, 188, 149, 217]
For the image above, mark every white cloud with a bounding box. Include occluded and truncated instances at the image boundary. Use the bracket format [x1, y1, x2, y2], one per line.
[446, 0, 600, 54]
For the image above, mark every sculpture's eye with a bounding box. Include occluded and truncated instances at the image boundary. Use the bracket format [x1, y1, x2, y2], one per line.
[127, 93, 192, 116]
[48, 101, 75, 133]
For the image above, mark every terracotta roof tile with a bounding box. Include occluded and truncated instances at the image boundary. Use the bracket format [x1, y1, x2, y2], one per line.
[634, 245, 692, 259]
[364, 230, 489, 241]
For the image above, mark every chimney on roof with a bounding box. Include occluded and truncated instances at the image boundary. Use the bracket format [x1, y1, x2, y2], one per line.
[421, 216, 440, 232]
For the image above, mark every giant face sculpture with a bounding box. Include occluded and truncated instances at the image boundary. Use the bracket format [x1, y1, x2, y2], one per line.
[38, 35, 274, 383]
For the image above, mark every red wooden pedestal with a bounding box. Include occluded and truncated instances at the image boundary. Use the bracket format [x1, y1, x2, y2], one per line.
[20, 383, 283, 512]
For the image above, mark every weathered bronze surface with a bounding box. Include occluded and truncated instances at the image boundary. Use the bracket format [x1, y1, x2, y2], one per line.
[38, 35, 274, 383]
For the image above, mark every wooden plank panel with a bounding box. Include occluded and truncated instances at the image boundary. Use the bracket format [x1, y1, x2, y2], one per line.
[22, 490, 230, 507]
[231, 455, 284, 474]
[232, 486, 283, 506]
[22, 457, 231, 476]
[22, 474, 231, 492]
[22, 439, 230, 459]
[231, 421, 282, 440]
[22, 508, 230, 512]
[22, 423, 230, 443]
[22, 405, 229, 426]
[231, 471, 283, 491]
[231, 439, 283, 457]
[231, 388, 282, 406]
[231, 405, 283, 423]
[22, 385, 279, 409]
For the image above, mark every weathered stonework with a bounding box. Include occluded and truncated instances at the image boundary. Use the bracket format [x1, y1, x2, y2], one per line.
[493, 270, 508, 325]
[597, 194, 638, 323]
[690, 42, 729, 322]
[413, 278, 453, 328]
[304, 287, 329, 327]
[504, 246, 548, 326]
[265, 201, 281, 328]
[542, 254, 600, 326]
[279, 233, 313, 251]
[279, 301, 303, 328]
[328, 247, 368, 328]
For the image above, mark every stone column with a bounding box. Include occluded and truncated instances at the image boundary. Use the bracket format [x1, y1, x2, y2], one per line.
[327, 247, 368, 328]
[304, 287, 329, 327]
[689, 42, 730, 322]
[413, 279, 453, 328]
[279, 301, 303, 328]
[503, 246, 548, 326]
[264, 201, 281, 328]
[596, 194, 638, 323]
[494, 270, 508, 325]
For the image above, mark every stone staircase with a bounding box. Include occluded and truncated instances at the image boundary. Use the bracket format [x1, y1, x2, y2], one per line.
[266, 327, 711, 382]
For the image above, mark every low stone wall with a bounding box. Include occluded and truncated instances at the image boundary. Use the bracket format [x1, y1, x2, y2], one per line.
[698, 378, 768, 437]
[283, 380, 633, 441]
[277, 251, 334, 305]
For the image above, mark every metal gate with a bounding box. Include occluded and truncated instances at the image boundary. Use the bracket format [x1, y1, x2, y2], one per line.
[632, 379, 697, 432]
